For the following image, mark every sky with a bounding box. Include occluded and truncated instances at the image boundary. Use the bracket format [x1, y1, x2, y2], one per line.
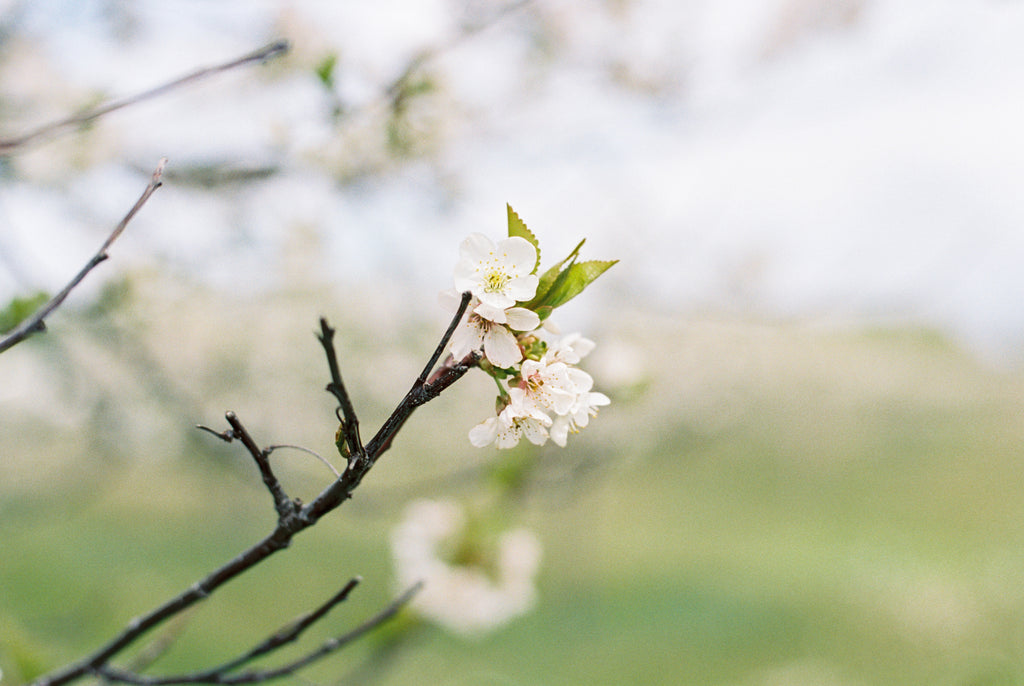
[1, 0, 1023, 363]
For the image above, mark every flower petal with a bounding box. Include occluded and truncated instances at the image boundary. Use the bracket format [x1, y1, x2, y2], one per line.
[507, 274, 539, 302]
[495, 236, 537, 276]
[469, 417, 500, 447]
[474, 301, 509, 323]
[460, 232, 496, 263]
[449, 318, 485, 360]
[483, 325, 523, 368]
[505, 307, 540, 332]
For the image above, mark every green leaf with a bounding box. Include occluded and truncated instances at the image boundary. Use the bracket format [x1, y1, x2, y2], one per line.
[506, 204, 540, 272]
[314, 53, 337, 89]
[0, 291, 49, 334]
[532, 259, 618, 313]
[521, 239, 585, 312]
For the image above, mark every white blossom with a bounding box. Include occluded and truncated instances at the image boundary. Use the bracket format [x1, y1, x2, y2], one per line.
[543, 331, 596, 365]
[390, 499, 543, 637]
[469, 388, 552, 448]
[453, 233, 539, 311]
[518, 357, 577, 416]
[550, 388, 611, 447]
[440, 291, 538, 368]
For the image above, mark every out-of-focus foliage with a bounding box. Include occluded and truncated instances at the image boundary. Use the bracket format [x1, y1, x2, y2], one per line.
[0, 291, 48, 333]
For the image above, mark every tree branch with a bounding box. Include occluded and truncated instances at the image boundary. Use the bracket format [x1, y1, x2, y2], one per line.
[0, 159, 166, 355]
[201, 412, 296, 520]
[301, 293, 475, 524]
[0, 41, 289, 156]
[30, 301, 475, 686]
[317, 318, 364, 462]
[94, 581, 422, 686]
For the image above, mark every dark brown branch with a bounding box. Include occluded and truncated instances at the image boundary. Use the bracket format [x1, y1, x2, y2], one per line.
[316, 318, 364, 462]
[0, 41, 289, 156]
[301, 294, 475, 524]
[30, 303, 475, 686]
[94, 583, 421, 686]
[196, 414, 294, 518]
[417, 291, 472, 385]
[223, 412, 295, 519]
[0, 159, 166, 355]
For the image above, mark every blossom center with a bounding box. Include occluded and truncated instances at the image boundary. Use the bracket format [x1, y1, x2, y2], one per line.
[482, 268, 511, 294]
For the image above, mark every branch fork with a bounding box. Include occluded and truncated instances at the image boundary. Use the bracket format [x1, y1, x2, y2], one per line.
[31, 290, 477, 686]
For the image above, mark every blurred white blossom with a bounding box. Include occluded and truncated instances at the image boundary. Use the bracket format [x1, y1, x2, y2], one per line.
[391, 499, 542, 637]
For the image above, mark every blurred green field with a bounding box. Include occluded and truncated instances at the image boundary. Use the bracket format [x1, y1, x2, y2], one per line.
[4, 296, 1024, 686]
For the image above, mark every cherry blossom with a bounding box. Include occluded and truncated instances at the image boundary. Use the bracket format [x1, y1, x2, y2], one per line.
[390, 499, 542, 636]
[453, 233, 538, 311]
[469, 388, 552, 448]
[440, 290, 539, 368]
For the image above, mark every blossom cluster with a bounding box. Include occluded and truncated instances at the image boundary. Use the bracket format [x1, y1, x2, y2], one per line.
[441, 207, 615, 449]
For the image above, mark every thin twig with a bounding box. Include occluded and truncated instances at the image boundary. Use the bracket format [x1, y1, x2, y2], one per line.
[301, 297, 476, 525]
[0, 41, 289, 155]
[94, 583, 421, 686]
[223, 412, 295, 519]
[416, 291, 471, 385]
[30, 305, 472, 686]
[265, 444, 340, 478]
[316, 318, 364, 462]
[0, 159, 166, 355]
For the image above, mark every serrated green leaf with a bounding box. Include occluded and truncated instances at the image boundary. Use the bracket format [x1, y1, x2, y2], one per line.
[506, 204, 540, 272]
[0, 291, 49, 334]
[522, 238, 585, 311]
[533, 259, 618, 311]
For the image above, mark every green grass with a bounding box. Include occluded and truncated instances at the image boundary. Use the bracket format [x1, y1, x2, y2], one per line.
[4, 310, 1024, 685]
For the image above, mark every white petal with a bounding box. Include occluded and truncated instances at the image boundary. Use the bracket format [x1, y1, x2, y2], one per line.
[570, 336, 596, 359]
[449, 319, 485, 360]
[453, 261, 481, 293]
[459, 232, 496, 262]
[567, 367, 594, 394]
[495, 423, 522, 449]
[549, 417, 570, 447]
[507, 274, 539, 302]
[469, 417, 500, 447]
[438, 288, 464, 311]
[477, 289, 517, 311]
[483, 325, 523, 368]
[474, 301, 508, 323]
[505, 307, 540, 332]
[520, 419, 549, 446]
[495, 236, 537, 276]
[548, 388, 577, 416]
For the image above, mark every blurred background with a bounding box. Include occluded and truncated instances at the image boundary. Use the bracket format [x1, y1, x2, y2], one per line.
[2, 1, 1024, 684]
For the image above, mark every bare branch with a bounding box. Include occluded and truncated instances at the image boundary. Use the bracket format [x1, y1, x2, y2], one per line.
[0, 159, 166, 355]
[93, 582, 421, 686]
[223, 412, 296, 519]
[301, 296, 477, 524]
[316, 317, 364, 463]
[416, 291, 471, 385]
[0, 41, 289, 156]
[30, 303, 473, 686]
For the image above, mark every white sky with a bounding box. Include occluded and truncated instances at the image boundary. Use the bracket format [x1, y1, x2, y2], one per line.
[1, 0, 1023, 362]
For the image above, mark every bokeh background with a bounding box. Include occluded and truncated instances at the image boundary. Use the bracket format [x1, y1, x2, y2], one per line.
[3, 1, 1024, 684]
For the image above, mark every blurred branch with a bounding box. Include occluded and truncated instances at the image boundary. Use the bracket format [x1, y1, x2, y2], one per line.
[0, 158, 166, 354]
[94, 581, 422, 686]
[0, 41, 289, 156]
[29, 295, 476, 686]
